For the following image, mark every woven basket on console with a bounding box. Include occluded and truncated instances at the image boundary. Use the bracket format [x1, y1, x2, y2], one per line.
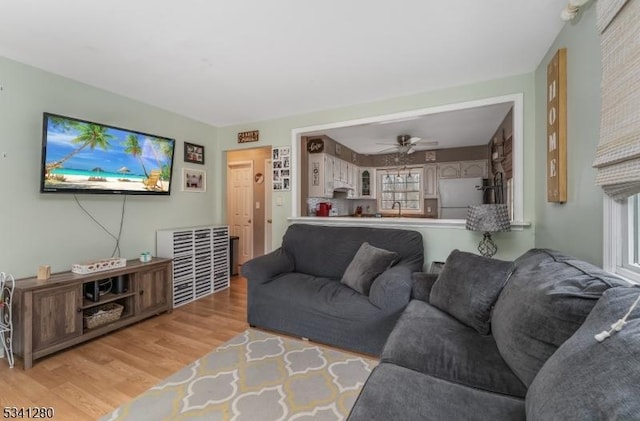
[83, 302, 124, 329]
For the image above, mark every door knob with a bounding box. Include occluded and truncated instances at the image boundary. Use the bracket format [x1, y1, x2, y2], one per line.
[267, 219, 272, 224]
[248, 219, 251, 223]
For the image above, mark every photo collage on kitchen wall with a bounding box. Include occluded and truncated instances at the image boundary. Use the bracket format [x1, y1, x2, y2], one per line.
[272, 146, 290, 191]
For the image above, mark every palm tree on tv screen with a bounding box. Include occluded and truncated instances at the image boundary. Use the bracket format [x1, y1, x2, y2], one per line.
[123, 134, 149, 178]
[46, 122, 113, 172]
[158, 140, 174, 181]
[149, 138, 174, 181]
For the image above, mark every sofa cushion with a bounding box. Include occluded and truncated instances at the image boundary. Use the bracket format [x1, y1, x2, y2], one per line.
[429, 250, 514, 334]
[526, 286, 640, 420]
[347, 363, 526, 421]
[381, 300, 527, 398]
[282, 224, 423, 278]
[341, 242, 399, 295]
[491, 249, 628, 387]
[248, 272, 401, 355]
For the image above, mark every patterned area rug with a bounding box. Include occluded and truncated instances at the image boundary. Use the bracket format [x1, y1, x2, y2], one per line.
[100, 329, 377, 421]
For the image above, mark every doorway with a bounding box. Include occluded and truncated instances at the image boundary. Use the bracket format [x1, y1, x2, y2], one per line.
[226, 146, 273, 264]
[227, 161, 253, 265]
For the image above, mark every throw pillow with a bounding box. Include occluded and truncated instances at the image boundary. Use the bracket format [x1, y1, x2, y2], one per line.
[526, 286, 640, 420]
[341, 242, 399, 295]
[429, 249, 515, 335]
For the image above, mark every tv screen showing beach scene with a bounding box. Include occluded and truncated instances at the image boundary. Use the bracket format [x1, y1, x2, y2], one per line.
[40, 113, 176, 195]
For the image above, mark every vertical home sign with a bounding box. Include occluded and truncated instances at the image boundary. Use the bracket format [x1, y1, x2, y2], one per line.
[547, 48, 567, 203]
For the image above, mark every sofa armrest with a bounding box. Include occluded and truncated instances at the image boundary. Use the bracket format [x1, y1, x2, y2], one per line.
[368, 265, 413, 313]
[241, 247, 294, 285]
[411, 272, 439, 302]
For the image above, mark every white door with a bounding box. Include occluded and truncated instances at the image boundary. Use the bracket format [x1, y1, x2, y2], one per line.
[265, 158, 273, 253]
[228, 161, 254, 264]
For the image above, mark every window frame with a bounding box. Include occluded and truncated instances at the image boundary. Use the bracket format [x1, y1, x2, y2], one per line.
[377, 166, 424, 215]
[604, 194, 640, 284]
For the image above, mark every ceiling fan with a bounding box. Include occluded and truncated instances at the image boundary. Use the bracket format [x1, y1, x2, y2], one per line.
[376, 134, 439, 155]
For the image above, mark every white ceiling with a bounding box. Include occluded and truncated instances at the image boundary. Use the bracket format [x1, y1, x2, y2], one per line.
[307, 102, 514, 155]
[0, 0, 566, 127]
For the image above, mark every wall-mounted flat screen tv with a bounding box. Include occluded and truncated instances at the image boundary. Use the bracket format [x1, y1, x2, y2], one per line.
[40, 113, 176, 195]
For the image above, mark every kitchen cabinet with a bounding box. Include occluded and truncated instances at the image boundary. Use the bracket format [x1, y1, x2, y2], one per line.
[308, 153, 334, 198]
[309, 154, 361, 197]
[347, 163, 358, 198]
[333, 157, 357, 190]
[438, 162, 461, 179]
[359, 168, 376, 199]
[348, 162, 357, 190]
[460, 160, 488, 178]
[338, 159, 348, 185]
[424, 164, 438, 198]
[438, 160, 488, 180]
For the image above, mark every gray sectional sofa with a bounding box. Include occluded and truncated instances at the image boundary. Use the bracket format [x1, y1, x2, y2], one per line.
[241, 223, 424, 356]
[348, 248, 640, 420]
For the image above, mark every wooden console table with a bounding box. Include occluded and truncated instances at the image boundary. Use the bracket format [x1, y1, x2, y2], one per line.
[12, 258, 172, 369]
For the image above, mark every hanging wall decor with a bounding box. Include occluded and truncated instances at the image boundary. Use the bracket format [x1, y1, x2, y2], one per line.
[238, 130, 259, 143]
[547, 48, 567, 203]
[272, 146, 291, 191]
[184, 142, 205, 164]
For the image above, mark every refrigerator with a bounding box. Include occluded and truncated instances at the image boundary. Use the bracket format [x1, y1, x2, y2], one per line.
[438, 177, 484, 219]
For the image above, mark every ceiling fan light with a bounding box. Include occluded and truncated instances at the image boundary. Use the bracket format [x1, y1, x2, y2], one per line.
[397, 134, 412, 146]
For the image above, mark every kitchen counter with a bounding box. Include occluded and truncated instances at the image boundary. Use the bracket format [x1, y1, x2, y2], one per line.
[349, 214, 436, 218]
[289, 216, 530, 230]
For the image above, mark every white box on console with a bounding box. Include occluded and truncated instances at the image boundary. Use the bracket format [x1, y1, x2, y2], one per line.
[71, 257, 126, 274]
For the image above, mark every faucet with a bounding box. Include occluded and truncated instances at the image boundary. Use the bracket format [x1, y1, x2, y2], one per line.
[392, 201, 402, 217]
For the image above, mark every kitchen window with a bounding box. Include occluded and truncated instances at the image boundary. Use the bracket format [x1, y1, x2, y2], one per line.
[378, 167, 423, 215]
[604, 193, 640, 284]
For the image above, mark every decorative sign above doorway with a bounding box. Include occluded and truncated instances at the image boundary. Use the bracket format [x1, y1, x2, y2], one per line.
[238, 130, 259, 143]
[547, 48, 567, 203]
[307, 138, 324, 153]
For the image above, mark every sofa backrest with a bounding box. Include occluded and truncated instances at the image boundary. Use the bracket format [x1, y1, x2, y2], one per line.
[491, 249, 627, 387]
[282, 224, 424, 278]
[525, 286, 640, 419]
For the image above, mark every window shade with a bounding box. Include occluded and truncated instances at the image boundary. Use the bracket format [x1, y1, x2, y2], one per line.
[593, 0, 640, 201]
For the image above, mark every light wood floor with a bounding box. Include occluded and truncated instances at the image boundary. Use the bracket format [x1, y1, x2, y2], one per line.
[0, 276, 249, 420]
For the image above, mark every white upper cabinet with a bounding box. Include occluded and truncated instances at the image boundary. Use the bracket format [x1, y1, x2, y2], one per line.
[359, 168, 376, 199]
[424, 164, 438, 198]
[460, 160, 488, 178]
[438, 162, 461, 179]
[308, 153, 334, 198]
[438, 160, 488, 179]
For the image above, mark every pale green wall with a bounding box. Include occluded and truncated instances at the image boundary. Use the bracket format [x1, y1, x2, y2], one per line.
[0, 56, 219, 278]
[217, 75, 537, 268]
[534, 5, 603, 265]
[3, 10, 603, 279]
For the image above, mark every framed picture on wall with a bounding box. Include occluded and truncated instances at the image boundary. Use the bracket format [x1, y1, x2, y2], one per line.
[272, 146, 291, 191]
[184, 142, 205, 165]
[182, 168, 206, 192]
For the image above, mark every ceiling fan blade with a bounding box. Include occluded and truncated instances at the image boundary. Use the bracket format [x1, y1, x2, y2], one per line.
[377, 145, 400, 154]
[406, 146, 416, 155]
[409, 136, 422, 144]
[411, 142, 439, 151]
